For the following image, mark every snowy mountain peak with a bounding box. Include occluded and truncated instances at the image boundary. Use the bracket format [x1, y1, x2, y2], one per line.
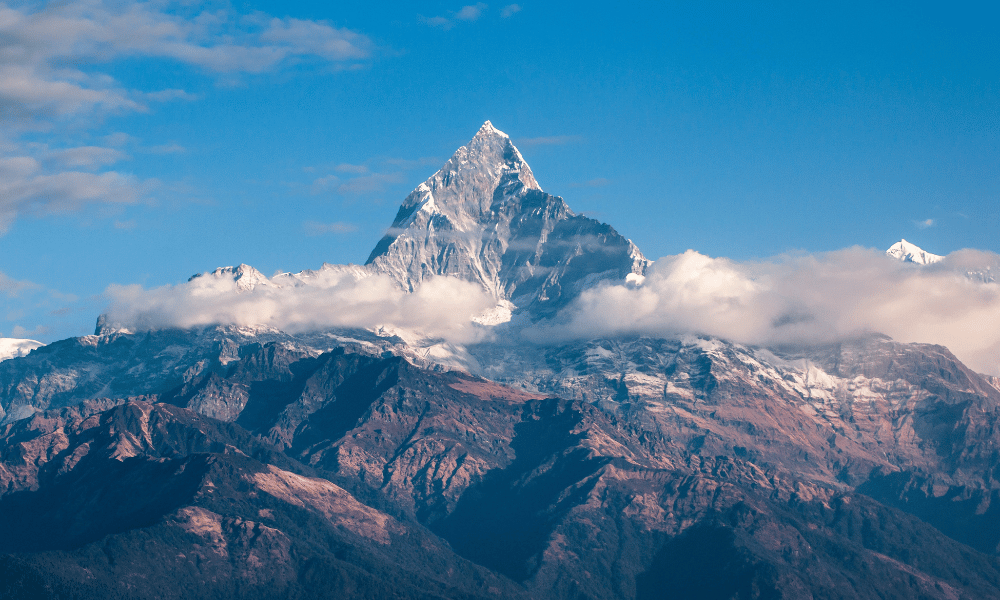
[886, 239, 944, 265]
[190, 263, 273, 292]
[476, 120, 500, 137]
[365, 121, 648, 313]
[0, 338, 43, 362]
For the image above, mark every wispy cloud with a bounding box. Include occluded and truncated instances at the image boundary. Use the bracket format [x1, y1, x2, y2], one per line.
[915, 218, 935, 229]
[45, 146, 129, 168]
[420, 3, 488, 30]
[0, 156, 148, 233]
[419, 15, 454, 29]
[310, 174, 340, 195]
[1, 271, 81, 341]
[337, 172, 404, 195]
[335, 163, 369, 174]
[500, 4, 522, 18]
[517, 135, 584, 146]
[11, 324, 49, 338]
[304, 221, 358, 236]
[142, 89, 200, 102]
[384, 157, 442, 170]
[456, 3, 488, 21]
[104, 132, 135, 147]
[0, 0, 377, 233]
[0, 272, 42, 298]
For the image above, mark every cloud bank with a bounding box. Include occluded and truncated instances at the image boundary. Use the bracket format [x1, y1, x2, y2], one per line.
[100, 247, 1000, 375]
[102, 269, 495, 344]
[525, 247, 1000, 375]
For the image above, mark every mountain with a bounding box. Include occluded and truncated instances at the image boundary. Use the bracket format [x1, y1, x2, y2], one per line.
[886, 239, 943, 265]
[96, 122, 646, 330]
[3, 123, 1000, 598]
[365, 121, 647, 316]
[3, 342, 1000, 599]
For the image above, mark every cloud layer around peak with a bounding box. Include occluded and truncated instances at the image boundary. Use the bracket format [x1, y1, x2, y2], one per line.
[102, 268, 496, 344]
[98, 245, 1000, 376]
[524, 247, 1000, 375]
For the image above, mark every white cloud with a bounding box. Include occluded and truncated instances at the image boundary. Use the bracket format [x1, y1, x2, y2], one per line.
[0, 2, 374, 103]
[525, 247, 1000, 375]
[916, 218, 935, 229]
[46, 146, 129, 168]
[500, 4, 521, 18]
[421, 3, 488, 29]
[456, 3, 487, 21]
[103, 270, 495, 344]
[0, 0, 376, 233]
[0, 155, 146, 232]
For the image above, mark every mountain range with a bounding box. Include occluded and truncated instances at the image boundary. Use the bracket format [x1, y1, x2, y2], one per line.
[2, 123, 1000, 599]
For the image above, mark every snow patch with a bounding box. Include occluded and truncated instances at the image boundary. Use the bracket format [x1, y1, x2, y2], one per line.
[0, 338, 43, 362]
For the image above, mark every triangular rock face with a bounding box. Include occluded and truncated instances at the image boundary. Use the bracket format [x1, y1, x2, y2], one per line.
[366, 121, 647, 315]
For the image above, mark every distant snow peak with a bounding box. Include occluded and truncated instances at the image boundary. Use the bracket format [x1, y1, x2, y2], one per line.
[0, 338, 43, 362]
[886, 239, 944, 265]
[190, 263, 274, 292]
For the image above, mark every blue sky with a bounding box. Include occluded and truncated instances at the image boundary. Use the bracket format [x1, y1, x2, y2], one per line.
[1, 0, 997, 342]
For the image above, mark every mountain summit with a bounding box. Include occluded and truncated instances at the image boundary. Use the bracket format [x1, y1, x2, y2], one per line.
[886, 239, 943, 265]
[366, 121, 647, 315]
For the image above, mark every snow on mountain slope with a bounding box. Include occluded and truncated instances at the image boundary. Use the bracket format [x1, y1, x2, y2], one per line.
[886, 239, 943, 265]
[0, 338, 43, 361]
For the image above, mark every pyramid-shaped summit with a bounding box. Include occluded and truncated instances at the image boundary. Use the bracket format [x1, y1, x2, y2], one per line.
[366, 121, 647, 316]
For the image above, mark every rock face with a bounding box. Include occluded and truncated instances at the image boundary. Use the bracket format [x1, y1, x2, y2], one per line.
[2, 346, 1000, 599]
[0, 399, 527, 600]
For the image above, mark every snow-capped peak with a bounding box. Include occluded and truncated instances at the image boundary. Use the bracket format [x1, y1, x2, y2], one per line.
[886, 239, 944, 265]
[364, 121, 648, 313]
[190, 264, 274, 292]
[0, 338, 43, 362]
[476, 120, 502, 137]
